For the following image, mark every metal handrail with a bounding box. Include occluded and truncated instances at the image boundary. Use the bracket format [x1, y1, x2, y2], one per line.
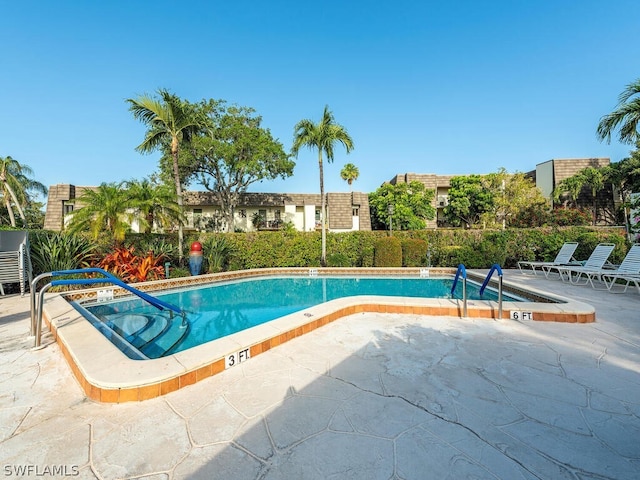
[479, 264, 503, 319]
[30, 268, 118, 335]
[32, 268, 184, 348]
[450, 264, 468, 317]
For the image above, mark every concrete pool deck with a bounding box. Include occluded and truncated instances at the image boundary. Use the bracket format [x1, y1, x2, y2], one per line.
[1, 269, 639, 479]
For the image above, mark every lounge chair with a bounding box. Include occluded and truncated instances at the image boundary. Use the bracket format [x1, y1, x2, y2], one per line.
[600, 244, 640, 293]
[517, 242, 580, 277]
[549, 243, 616, 285]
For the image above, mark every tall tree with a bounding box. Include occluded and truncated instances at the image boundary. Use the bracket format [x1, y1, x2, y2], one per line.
[123, 178, 183, 234]
[127, 89, 205, 261]
[443, 175, 494, 228]
[183, 102, 294, 232]
[66, 183, 130, 243]
[340, 163, 359, 191]
[292, 106, 354, 265]
[368, 181, 435, 230]
[552, 175, 584, 208]
[0, 155, 47, 227]
[483, 169, 549, 228]
[597, 78, 640, 144]
[578, 167, 605, 225]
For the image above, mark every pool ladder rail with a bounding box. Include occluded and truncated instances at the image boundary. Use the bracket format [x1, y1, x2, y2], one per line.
[30, 268, 186, 349]
[451, 264, 503, 318]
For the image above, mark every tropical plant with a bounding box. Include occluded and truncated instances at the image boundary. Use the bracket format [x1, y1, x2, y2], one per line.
[97, 245, 166, 283]
[553, 175, 584, 208]
[123, 178, 182, 233]
[578, 167, 605, 225]
[340, 163, 359, 191]
[29, 231, 96, 275]
[0, 155, 47, 227]
[183, 102, 295, 232]
[127, 89, 206, 261]
[203, 235, 233, 272]
[292, 106, 354, 265]
[597, 77, 640, 144]
[66, 183, 130, 242]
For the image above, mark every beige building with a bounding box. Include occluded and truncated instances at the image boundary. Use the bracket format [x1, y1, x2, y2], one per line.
[43, 185, 371, 233]
[43, 158, 615, 233]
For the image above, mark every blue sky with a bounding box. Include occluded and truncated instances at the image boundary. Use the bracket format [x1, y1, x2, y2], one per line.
[1, 0, 638, 198]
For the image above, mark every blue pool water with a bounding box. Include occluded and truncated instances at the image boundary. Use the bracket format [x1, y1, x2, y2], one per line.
[79, 276, 521, 360]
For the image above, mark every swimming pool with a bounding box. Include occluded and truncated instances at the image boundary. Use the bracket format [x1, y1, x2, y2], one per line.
[75, 275, 523, 360]
[47, 267, 593, 403]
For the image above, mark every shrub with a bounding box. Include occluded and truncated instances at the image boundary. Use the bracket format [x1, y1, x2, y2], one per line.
[401, 238, 427, 266]
[374, 237, 402, 267]
[202, 235, 234, 273]
[29, 230, 96, 275]
[326, 253, 351, 267]
[97, 246, 166, 283]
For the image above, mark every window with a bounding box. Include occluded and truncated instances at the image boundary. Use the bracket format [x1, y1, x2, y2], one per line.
[193, 208, 203, 215]
[63, 203, 74, 214]
[274, 210, 281, 221]
[239, 209, 246, 218]
[352, 207, 359, 217]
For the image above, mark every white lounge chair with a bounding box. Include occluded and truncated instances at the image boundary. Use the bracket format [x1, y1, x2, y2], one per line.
[600, 244, 640, 293]
[517, 242, 580, 277]
[550, 243, 617, 285]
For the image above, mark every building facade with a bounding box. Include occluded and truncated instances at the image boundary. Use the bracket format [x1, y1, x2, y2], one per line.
[43, 185, 372, 233]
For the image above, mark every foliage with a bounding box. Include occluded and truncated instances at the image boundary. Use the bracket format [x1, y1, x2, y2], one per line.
[373, 237, 402, 267]
[202, 235, 234, 273]
[127, 89, 207, 260]
[122, 178, 182, 233]
[66, 183, 131, 242]
[0, 155, 47, 228]
[369, 181, 436, 230]
[181, 101, 295, 232]
[597, 77, 640, 145]
[326, 253, 351, 267]
[482, 169, 549, 228]
[443, 175, 494, 227]
[548, 208, 592, 226]
[401, 238, 427, 267]
[292, 105, 354, 266]
[97, 245, 166, 283]
[340, 163, 359, 189]
[552, 166, 606, 225]
[29, 230, 96, 276]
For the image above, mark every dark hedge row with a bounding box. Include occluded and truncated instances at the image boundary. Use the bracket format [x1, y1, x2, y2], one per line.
[25, 226, 630, 278]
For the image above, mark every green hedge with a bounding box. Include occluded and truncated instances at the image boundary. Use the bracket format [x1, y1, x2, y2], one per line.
[374, 236, 403, 267]
[27, 227, 630, 276]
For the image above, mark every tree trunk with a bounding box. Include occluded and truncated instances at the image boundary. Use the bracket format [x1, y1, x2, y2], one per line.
[171, 142, 184, 264]
[319, 150, 326, 266]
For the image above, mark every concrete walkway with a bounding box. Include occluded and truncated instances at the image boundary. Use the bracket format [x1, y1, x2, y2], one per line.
[1, 270, 638, 479]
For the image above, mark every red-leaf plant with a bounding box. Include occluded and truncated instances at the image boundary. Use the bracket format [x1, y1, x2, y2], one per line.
[97, 246, 166, 283]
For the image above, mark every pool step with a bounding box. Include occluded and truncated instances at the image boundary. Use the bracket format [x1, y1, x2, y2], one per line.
[140, 316, 190, 358]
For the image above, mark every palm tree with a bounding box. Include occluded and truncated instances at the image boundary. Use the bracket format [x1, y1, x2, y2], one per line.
[127, 89, 205, 261]
[66, 183, 130, 243]
[597, 78, 640, 144]
[340, 163, 359, 191]
[0, 155, 47, 227]
[578, 167, 605, 225]
[123, 178, 183, 234]
[292, 106, 354, 265]
[552, 175, 584, 208]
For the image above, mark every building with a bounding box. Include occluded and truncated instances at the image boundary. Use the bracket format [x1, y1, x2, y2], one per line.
[43, 185, 372, 233]
[388, 157, 616, 227]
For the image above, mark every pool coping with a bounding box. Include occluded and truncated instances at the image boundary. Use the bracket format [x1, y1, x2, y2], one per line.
[42, 267, 595, 403]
